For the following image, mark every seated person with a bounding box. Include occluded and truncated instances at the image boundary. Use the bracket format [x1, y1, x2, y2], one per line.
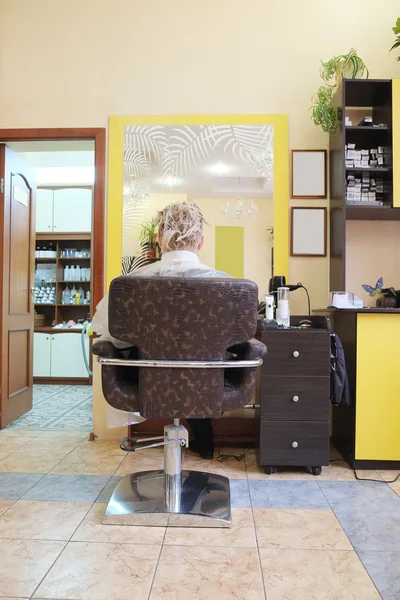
[92, 201, 231, 459]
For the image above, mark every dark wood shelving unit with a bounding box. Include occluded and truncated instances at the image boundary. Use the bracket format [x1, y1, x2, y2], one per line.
[34, 237, 92, 331]
[329, 78, 400, 291]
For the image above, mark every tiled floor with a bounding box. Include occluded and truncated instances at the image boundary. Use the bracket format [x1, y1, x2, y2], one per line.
[5, 385, 92, 431]
[0, 430, 399, 599]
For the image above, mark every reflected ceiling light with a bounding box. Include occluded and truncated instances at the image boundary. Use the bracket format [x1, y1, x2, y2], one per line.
[206, 162, 232, 176]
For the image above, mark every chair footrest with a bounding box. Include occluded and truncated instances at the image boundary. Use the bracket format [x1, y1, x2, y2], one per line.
[102, 470, 232, 528]
[120, 437, 137, 452]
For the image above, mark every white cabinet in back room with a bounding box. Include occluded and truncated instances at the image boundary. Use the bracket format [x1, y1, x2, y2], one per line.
[33, 333, 52, 377]
[53, 188, 92, 232]
[35, 187, 92, 233]
[36, 189, 54, 232]
[33, 332, 89, 379]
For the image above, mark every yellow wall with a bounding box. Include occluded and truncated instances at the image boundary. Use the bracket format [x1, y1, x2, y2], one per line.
[2, 0, 400, 437]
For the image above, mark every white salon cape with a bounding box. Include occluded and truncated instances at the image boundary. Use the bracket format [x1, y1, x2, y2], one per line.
[91, 251, 230, 427]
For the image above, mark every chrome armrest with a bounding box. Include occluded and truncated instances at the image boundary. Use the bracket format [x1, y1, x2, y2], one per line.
[97, 357, 263, 368]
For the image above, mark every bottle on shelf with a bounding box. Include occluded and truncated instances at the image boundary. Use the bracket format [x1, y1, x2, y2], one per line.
[78, 286, 85, 305]
[62, 285, 71, 305]
[70, 265, 76, 281]
[85, 290, 90, 305]
[70, 285, 77, 304]
[64, 265, 70, 281]
[75, 265, 81, 281]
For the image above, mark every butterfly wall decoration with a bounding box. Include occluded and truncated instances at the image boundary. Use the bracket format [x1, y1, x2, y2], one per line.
[362, 277, 383, 297]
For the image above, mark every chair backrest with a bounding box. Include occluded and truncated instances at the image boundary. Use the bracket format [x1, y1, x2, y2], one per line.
[107, 276, 259, 418]
[109, 277, 258, 360]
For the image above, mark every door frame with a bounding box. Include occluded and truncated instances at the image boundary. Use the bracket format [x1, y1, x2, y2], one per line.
[0, 127, 106, 307]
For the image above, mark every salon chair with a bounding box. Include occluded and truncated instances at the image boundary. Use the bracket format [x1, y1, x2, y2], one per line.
[93, 276, 266, 528]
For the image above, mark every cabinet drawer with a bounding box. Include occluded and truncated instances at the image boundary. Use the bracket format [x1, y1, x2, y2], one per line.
[259, 421, 329, 466]
[261, 331, 329, 377]
[261, 376, 329, 421]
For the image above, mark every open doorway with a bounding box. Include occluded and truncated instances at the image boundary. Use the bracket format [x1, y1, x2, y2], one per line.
[0, 128, 105, 433]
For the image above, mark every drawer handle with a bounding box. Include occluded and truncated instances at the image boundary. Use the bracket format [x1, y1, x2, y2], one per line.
[292, 350, 299, 358]
[292, 441, 299, 449]
[292, 395, 299, 403]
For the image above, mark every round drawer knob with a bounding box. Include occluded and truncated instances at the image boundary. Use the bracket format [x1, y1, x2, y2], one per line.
[292, 395, 299, 403]
[292, 441, 299, 448]
[292, 350, 299, 358]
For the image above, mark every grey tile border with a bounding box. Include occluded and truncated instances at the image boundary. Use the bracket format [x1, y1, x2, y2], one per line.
[22, 474, 111, 503]
[0, 473, 44, 499]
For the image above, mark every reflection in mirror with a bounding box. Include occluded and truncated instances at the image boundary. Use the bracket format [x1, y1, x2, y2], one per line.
[122, 124, 274, 296]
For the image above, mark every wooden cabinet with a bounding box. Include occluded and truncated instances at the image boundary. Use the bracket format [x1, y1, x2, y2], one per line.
[33, 332, 89, 379]
[36, 187, 92, 233]
[259, 317, 330, 475]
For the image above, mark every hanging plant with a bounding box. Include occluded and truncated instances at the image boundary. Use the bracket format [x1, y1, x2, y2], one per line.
[310, 49, 369, 134]
[390, 18, 400, 61]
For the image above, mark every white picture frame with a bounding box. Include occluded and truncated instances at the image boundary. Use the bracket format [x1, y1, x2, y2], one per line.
[291, 207, 327, 257]
[291, 149, 327, 198]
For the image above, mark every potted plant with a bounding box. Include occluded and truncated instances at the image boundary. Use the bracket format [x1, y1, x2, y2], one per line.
[139, 218, 158, 258]
[390, 18, 400, 61]
[311, 49, 369, 134]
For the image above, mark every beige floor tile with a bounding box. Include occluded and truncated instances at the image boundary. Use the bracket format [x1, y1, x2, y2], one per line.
[0, 453, 64, 473]
[13, 437, 82, 454]
[72, 503, 165, 544]
[254, 508, 352, 550]
[115, 454, 165, 476]
[259, 548, 380, 600]
[0, 453, 9, 461]
[0, 597, 28, 599]
[164, 508, 256, 548]
[318, 461, 378, 481]
[0, 438, 33, 453]
[151, 546, 265, 599]
[51, 454, 124, 476]
[246, 457, 314, 480]
[34, 541, 160, 600]
[37, 431, 88, 439]
[390, 482, 400, 496]
[0, 429, 41, 438]
[0, 500, 14, 516]
[0, 538, 65, 598]
[75, 439, 126, 456]
[184, 456, 246, 480]
[0, 500, 91, 541]
[376, 470, 400, 482]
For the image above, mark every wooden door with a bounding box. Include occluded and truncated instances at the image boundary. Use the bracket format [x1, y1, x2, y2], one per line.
[0, 145, 36, 428]
[53, 188, 92, 232]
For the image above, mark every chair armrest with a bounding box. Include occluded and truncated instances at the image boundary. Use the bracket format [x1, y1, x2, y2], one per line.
[92, 341, 125, 359]
[227, 339, 267, 362]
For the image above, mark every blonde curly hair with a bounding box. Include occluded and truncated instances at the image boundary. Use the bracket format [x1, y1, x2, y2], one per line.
[155, 202, 208, 252]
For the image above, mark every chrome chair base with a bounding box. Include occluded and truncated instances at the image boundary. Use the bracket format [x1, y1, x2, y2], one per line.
[103, 469, 232, 528]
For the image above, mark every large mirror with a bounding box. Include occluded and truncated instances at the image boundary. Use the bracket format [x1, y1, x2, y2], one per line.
[120, 123, 275, 296]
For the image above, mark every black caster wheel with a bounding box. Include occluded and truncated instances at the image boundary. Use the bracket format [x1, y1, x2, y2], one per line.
[264, 466, 278, 475]
[309, 466, 322, 476]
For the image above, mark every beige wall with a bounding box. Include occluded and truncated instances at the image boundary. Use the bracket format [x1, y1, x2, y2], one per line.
[1, 0, 399, 313]
[2, 0, 400, 436]
[346, 221, 400, 306]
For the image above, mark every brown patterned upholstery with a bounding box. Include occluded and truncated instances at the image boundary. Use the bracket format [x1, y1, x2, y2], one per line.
[93, 277, 267, 419]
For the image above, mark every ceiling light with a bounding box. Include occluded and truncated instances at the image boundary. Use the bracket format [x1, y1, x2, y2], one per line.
[206, 162, 232, 176]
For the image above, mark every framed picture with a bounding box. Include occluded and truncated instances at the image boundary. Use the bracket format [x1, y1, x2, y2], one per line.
[291, 207, 327, 257]
[291, 149, 327, 198]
